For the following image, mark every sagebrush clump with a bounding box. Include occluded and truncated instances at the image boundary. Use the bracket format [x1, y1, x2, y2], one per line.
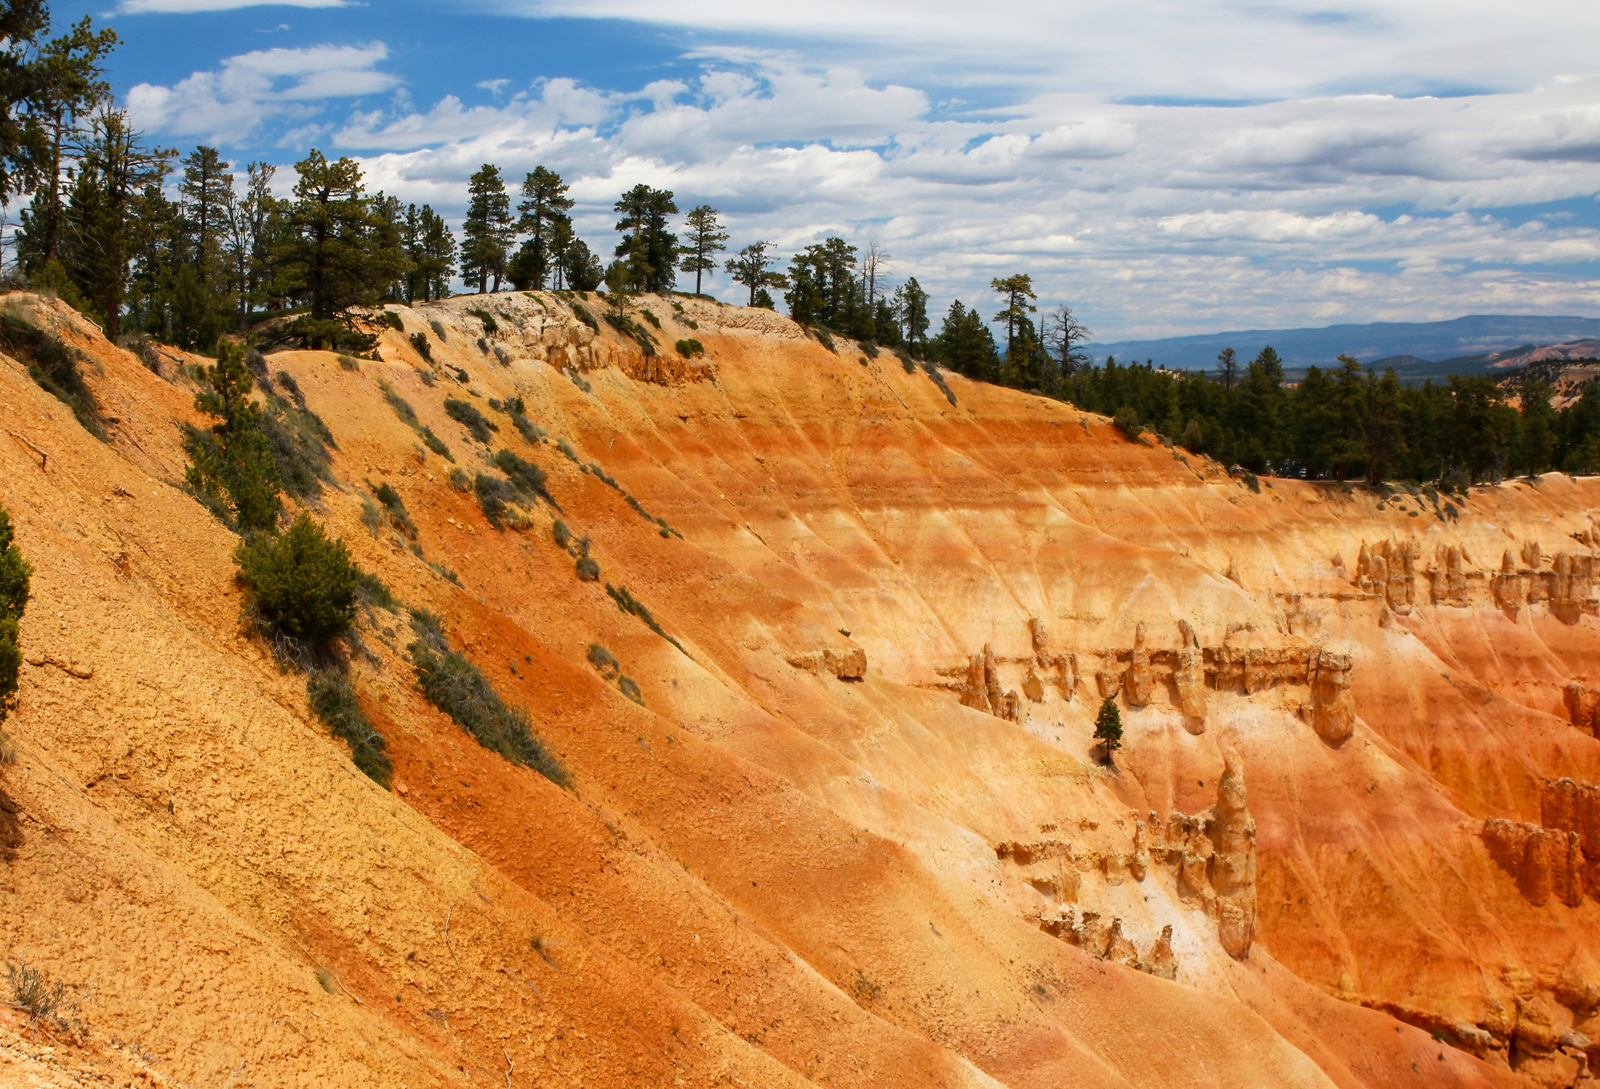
[407, 612, 568, 786]
[308, 670, 391, 787]
[0, 308, 106, 439]
[445, 397, 496, 443]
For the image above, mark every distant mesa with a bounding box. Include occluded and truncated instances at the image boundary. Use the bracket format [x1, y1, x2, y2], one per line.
[1086, 314, 1600, 379]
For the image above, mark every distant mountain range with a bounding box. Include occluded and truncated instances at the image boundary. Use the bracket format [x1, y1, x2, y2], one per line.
[1085, 315, 1600, 380]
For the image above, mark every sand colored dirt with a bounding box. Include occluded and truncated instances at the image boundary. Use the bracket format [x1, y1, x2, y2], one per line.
[0, 289, 1594, 1087]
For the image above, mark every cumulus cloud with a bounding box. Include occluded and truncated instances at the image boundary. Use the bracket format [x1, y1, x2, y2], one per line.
[126, 43, 397, 144]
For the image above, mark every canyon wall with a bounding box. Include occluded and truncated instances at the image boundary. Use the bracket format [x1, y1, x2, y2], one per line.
[0, 289, 1595, 1087]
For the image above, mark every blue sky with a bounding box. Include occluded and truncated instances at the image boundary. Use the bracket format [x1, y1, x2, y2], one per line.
[23, 0, 1600, 338]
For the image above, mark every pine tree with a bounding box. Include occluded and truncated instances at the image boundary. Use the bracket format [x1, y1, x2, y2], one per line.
[274, 150, 407, 349]
[1215, 347, 1239, 393]
[725, 241, 786, 307]
[513, 165, 573, 291]
[402, 203, 455, 303]
[1366, 366, 1407, 484]
[224, 162, 278, 319]
[931, 300, 998, 380]
[1041, 304, 1091, 387]
[0, 1, 50, 205]
[461, 164, 512, 293]
[174, 144, 236, 345]
[990, 273, 1037, 365]
[62, 110, 174, 339]
[184, 341, 281, 530]
[1094, 698, 1123, 762]
[29, 17, 118, 267]
[1521, 378, 1557, 476]
[612, 184, 678, 294]
[896, 277, 929, 357]
[679, 204, 728, 295]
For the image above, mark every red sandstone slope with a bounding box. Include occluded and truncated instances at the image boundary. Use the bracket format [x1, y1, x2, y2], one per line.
[0, 289, 1594, 1088]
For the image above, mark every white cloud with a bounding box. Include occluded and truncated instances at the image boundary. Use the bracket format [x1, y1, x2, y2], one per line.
[118, 0, 352, 11]
[126, 43, 397, 144]
[119, 5, 1600, 336]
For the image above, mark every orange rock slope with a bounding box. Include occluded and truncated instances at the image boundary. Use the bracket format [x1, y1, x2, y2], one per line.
[0, 289, 1596, 1088]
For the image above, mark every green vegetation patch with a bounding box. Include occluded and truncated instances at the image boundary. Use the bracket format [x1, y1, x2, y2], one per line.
[407, 611, 568, 786]
[0, 310, 106, 439]
[235, 513, 362, 660]
[606, 583, 686, 655]
[444, 397, 497, 443]
[308, 670, 391, 787]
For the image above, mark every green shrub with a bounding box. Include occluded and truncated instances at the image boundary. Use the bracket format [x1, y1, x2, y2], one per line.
[639, 308, 661, 329]
[551, 519, 571, 549]
[675, 338, 704, 358]
[511, 413, 546, 445]
[258, 392, 336, 500]
[811, 326, 837, 353]
[407, 611, 568, 785]
[468, 308, 499, 334]
[235, 514, 360, 650]
[922, 361, 957, 405]
[603, 310, 657, 356]
[409, 331, 432, 362]
[374, 310, 404, 332]
[570, 303, 598, 332]
[5, 954, 82, 1030]
[861, 340, 880, 359]
[448, 467, 472, 492]
[445, 397, 496, 443]
[414, 368, 436, 387]
[308, 670, 391, 787]
[575, 556, 600, 582]
[1113, 406, 1142, 439]
[371, 482, 417, 537]
[378, 379, 418, 426]
[587, 643, 643, 705]
[0, 310, 107, 439]
[586, 642, 619, 679]
[451, 365, 470, 384]
[494, 449, 559, 509]
[0, 503, 32, 725]
[355, 569, 400, 611]
[1180, 419, 1203, 454]
[605, 583, 685, 653]
[422, 428, 453, 461]
[1094, 698, 1124, 763]
[474, 473, 518, 529]
[685, 318, 699, 330]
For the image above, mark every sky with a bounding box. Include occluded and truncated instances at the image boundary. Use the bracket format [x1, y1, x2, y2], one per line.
[19, 0, 1600, 339]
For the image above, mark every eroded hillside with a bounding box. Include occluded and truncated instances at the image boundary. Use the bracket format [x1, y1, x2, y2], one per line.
[0, 289, 1596, 1088]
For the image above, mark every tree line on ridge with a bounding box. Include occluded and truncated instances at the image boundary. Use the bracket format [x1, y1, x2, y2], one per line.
[2, 3, 1596, 484]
